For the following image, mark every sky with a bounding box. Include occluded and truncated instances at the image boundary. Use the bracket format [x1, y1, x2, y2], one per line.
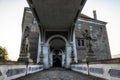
[0, 0, 120, 61]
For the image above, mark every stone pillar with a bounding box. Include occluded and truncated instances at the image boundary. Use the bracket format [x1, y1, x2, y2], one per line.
[65, 44, 71, 68]
[36, 34, 41, 63]
[64, 51, 67, 67]
[62, 51, 65, 67]
[43, 44, 49, 69]
[39, 42, 44, 64]
[73, 29, 78, 63]
[49, 52, 53, 67]
[70, 42, 76, 64]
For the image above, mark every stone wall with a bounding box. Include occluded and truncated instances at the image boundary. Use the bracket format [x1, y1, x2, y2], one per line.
[71, 63, 88, 75]
[75, 17, 111, 61]
[0, 62, 43, 80]
[71, 58, 120, 80]
[29, 32, 39, 63]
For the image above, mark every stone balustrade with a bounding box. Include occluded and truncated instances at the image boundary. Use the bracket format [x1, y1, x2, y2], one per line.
[71, 58, 120, 80]
[0, 62, 43, 80]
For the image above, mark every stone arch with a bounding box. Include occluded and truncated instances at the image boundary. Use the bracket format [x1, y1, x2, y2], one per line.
[47, 35, 68, 67]
[46, 35, 69, 46]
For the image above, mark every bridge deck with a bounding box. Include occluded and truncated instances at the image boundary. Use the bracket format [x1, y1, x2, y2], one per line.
[16, 68, 105, 80]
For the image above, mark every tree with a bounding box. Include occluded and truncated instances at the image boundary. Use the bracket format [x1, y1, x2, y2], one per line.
[0, 46, 8, 61]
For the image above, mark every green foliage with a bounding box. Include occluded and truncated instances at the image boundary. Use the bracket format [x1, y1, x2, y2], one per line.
[0, 46, 8, 61]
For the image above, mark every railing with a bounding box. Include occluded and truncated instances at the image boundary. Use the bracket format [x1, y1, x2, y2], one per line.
[71, 58, 120, 80]
[0, 62, 43, 80]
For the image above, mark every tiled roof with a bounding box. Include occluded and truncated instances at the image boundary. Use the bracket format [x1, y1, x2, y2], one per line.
[80, 13, 93, 19]
[79, 13, 107, 24]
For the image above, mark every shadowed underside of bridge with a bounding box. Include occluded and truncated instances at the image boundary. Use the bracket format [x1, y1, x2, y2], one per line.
[27, 0, 86, 31]
[16, 68, 104, 80]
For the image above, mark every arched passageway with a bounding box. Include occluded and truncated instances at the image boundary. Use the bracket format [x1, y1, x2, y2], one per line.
[53, 55, 62, 67]
[49, 37, 65, 67]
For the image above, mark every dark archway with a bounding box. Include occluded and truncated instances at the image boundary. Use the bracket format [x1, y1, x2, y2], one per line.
[49, 37, 65, 67]
[53, 55, 62, 67]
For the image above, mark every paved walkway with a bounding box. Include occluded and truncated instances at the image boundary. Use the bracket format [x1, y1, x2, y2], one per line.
[16, 68, 105, 80]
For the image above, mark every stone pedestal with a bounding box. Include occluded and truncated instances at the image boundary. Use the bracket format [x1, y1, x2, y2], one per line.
[18, 53, 33, 63]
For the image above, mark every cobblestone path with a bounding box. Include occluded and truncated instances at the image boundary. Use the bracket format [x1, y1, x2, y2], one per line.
[15, 68, 105, 80]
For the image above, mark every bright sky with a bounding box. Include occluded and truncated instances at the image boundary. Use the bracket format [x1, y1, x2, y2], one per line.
[0, 0, 120, 61]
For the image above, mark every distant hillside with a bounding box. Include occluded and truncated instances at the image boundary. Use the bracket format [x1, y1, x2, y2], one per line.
[112, 54, 120, 58]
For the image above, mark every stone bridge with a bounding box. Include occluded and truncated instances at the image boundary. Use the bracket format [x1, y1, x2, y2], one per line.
[16, 68, 104, 80]
[0, 58, 120, 80]
[1, 0, 119, 80]
[18, 0, 88, 69]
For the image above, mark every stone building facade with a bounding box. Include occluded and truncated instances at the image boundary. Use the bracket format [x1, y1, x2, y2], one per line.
[18, 7, 111, 68]
[75, 14, 111, 61]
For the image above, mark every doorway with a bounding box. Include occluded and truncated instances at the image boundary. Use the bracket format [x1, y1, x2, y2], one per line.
[53, 55, 62, 67]
[48, 36, 67, 67]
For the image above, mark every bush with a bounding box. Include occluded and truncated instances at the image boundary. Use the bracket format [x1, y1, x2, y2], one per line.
[0, 46, 8, 61]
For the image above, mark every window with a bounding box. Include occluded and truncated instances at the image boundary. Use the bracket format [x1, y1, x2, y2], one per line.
[77, 39, 85, 47]
[81, 39, 84, 46]
[32, 18, 37, 24]
[77, 24, 82, 30]
[78, 40, 81, 46]
[89, 26, 93, 31]
[100, 26, 103, 32]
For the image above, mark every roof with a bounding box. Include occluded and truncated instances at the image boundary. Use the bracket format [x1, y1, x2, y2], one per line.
[79, 13, 107, 24]
[80, 13, 93, 19]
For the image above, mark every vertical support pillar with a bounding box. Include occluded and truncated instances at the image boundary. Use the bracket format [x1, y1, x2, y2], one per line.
[43, 43, 49, 69]
[36, 31, 42, 63]
[61, 51, 65, 67]
[73, 29, 78, 63]
[39, 42, 44, 64]
[70, 42, 76, 64]
[65, 44, 71, 68]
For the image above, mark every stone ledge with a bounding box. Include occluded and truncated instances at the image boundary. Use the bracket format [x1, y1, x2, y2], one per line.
[0, 61, 38, 65]
[77, 58, 120, 64]
[89, 58, 120, 64]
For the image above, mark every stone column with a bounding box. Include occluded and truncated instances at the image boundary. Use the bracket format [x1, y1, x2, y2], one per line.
[70, 42, 76, 64]
[39, 42, 44, 64]
[65, 44, 71, 68]
[43, 44, 49, 69]
[62, 51, 65, 67]
[49, 52, 53, 67]
[18, 26, 33, 63]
